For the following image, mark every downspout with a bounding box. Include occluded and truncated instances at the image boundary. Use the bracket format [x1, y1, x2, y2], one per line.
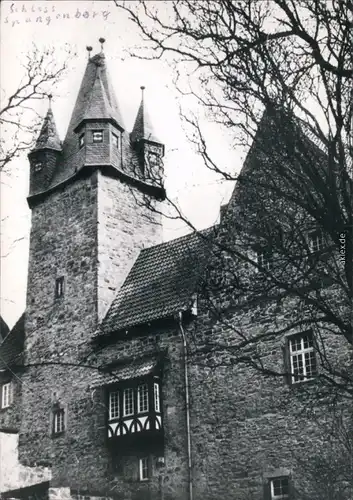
[178, 311, 193, 500]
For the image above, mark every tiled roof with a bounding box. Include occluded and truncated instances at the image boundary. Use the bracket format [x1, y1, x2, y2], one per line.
[0, 313, 25, 371]
[102, 356, 160, 381]
[131, 93, 161, 144]
[33, 108, 62, 151]
[101, 229, 215, 334]
[0, 316, 9, 342]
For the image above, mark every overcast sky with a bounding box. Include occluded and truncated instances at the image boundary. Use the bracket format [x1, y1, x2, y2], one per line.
[0, 0, 244, 328]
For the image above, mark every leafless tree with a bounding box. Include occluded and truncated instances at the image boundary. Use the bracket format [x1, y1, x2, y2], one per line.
[114, 1, 353, 397]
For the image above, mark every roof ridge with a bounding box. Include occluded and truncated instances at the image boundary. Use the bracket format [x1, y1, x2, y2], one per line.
[140, 227, 215, 253]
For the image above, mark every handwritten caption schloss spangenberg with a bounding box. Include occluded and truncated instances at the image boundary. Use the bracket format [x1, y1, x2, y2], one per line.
[4, 4, 111, 27]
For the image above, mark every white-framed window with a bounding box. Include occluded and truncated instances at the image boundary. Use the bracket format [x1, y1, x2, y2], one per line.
[154, 383, 160, 412]
[270, 477, 289, 499]
[1, 382, 11, 409]
[92, 130, 103, 143]
[289, 331, 317, 384]
[123, 388, 134, 417]
[112, 132, 120, 149]
[79, 133, 85, 148]
[137, 384, 149, 413]
[53, 408, 65, 434]
[34, 162, 43, 172]
[109, 391, 120, 420]
[139, 457, 149, 481]
[256, 249, 273, 271]
[55, 276, 65, 298]
[309, 231, 324, 253]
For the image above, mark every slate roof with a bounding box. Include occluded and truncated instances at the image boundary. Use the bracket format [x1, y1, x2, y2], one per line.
[131, 92, 162, 144]
[0, 313, 25, 371]
[33, 108, 62, 151]
[0, 316, 9, 342]
[101, 229, 215, 334]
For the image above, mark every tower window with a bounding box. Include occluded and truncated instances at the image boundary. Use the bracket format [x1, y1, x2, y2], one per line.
[55, 277, 65, 298]
[92, 130, 103, 143]
[53, 408, 65, 435]
[79, 133, 85, 148]
[34, 162, 42, 172]
[112, 133, 120, 149]
[139, 457, 150, 481]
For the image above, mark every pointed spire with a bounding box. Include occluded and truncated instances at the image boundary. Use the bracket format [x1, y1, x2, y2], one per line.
[66, 41, 125, 134]
[131, 86, 161, 144]
[33, 96, 61, 151]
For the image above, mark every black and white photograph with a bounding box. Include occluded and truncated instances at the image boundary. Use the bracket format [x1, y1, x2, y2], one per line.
[0, 1, 352, 499]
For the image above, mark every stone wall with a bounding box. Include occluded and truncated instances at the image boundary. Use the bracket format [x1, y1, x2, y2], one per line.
[0, 432, 51, 493]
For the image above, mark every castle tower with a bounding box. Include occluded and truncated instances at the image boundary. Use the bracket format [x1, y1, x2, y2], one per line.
[28, 95, 62, 195]
[130, 86, 165, 184]
[20, 42, 165, 472]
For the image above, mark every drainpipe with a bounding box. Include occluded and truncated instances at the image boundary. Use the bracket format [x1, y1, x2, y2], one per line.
[178, 311, 193, 500]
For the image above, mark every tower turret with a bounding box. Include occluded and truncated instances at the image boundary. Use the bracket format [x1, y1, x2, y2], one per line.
[28, 95, 62, 195]
[130, 86, 164, 185]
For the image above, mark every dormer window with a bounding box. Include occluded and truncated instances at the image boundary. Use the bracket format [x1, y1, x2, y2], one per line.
[79, 133, 85, 148]
[92, 130, 103, 143]
[112, 133, 120, 149]
[34, 162, 42, 172]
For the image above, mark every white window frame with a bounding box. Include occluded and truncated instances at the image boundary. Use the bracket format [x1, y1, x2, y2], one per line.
[92, 130, 103, 143]
[270, 477, 289, 500]
[256, 249, 273, 271]
[137, 384, 149, 414]
[53, 408, 65, 434]
[154, 383, 160, 412]
[1, 382, 11, 409]
[289, 332, 317, 384]
[139, 457, 149, 481]
[55, 276, 65, 298]
[109, 391, 120, 420]
[34, 162, 42, 172]
[309, 231, 324, 253]
[123, 388, 134, 417]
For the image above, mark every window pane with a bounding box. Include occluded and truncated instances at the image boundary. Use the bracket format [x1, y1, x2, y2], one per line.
[2, 383, 10, 408]
[93, 131, 103, 143]
[137, 384, 149, 413]
[154, 383, 160, 412]
[54, 409, 65, 434]
[290, 332, 317, 383]
[271, 477, 289, 499]
[139, 457, 149, 481]
[123, 388, 134, 416]
[109, 391, 119, 420]
[79, 134, 85, 148]
[112, 133, 120, 148]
